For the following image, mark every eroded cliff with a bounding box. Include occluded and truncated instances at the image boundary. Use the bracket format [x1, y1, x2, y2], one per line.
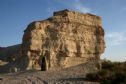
[21, 9, 105, 71]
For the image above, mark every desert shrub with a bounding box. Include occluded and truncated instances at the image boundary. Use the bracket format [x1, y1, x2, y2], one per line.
[101, 60, 114, 70]
[86, 69, 114, 83]
[86, 72, 97, 81]
[97, 69, 113, 80]
[86, 60, 126, 84]
[101, 80, 112, 84]
[112, 71, 126, 84]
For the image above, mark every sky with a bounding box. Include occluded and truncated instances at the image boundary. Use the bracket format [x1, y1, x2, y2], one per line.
[0, 0, 126, 62]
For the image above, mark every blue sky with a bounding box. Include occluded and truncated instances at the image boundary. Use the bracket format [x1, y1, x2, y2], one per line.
[0, 0, 126, 61]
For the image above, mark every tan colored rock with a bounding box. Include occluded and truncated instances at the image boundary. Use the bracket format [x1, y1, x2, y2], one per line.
[21, 9, 105, 71]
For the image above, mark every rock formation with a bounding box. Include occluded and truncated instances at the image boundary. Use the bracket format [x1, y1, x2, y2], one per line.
[0, 9, 105, 73]
[21, 9, 105, 71]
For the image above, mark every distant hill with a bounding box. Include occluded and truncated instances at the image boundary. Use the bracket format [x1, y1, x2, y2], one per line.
[0, 44, 21, 62]
[0, 44, 21, 73]
[0, 47, 5, 51]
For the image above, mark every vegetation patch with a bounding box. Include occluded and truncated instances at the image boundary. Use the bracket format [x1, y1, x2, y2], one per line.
[86, 60, 126, 84]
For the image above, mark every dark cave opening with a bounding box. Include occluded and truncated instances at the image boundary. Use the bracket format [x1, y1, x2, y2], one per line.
[41, 57, 46, 71]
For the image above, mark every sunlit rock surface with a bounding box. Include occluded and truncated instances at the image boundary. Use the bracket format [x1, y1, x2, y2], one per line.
[21, 9, 105, 71]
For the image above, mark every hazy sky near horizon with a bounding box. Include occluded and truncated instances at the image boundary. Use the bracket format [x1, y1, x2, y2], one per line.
[0, 0, 126, 62]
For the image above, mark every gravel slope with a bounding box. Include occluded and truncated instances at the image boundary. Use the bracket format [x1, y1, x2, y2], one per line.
[0, 62, 99, 84]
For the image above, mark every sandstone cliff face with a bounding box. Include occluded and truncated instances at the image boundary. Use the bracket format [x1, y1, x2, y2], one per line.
[21, 9, 105, 71]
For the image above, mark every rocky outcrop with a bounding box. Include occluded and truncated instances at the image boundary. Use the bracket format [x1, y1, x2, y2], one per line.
[21, 9, 105, 71]
[0, 9, 105, 73]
